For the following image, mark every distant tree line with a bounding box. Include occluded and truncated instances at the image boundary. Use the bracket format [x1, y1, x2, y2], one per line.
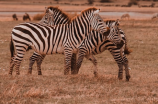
[87, 0, 158, 5]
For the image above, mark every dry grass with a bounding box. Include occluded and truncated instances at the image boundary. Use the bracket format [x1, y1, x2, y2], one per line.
[1, 19, 158, 103]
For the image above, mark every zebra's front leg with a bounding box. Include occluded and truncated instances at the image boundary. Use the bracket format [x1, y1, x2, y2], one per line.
[85, 55, 98, 77]
[76, 53, 85, 74]
[36, 55, 46, 75]
[64, 49, 73, 75]
[108, 48, 123, 80]
[28, 52, 39, 74]
[71, 53, 78, 74]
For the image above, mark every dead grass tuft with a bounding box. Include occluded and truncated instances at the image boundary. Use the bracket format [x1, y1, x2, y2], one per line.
[24, 87, 45, 98]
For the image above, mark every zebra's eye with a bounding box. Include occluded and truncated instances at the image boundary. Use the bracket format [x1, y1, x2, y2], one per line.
[98, 20, 102, 22]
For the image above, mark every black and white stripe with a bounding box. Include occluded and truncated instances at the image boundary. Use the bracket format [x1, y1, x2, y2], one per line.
[76, 20, 131, 81]
[28, 7, 72, 75]
[28, 7, 130, 80]
[9, 7, 109, 75]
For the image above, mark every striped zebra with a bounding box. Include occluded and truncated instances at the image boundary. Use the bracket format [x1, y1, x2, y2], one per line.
[27, 7, 130, 78]
[76, 20, 131, 81]
[9, 7, 111, 75]
[28, 6, 73, 75]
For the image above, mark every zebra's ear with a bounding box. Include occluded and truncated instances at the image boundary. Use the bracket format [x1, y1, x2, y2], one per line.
[48, 9, 54, 14]
[94, 9, 100, 14]
[115, 19, 120, 26]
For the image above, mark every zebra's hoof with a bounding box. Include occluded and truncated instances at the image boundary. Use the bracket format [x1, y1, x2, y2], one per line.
[16, 73, 20, 75]
[27, 71, 32, 74]
[94, 72, 98, 78]
[8, 73, 12, 75]
[71, 70, 79, 75]
[38, 72, 42, 75]
[126, 75, 131, 81]
[118, 77, 123, 80]
[118, 75, 123, 80]
[64, 70, 70, 75]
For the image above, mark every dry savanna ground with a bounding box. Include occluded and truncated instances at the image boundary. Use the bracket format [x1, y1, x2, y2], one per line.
[0, 18, 158, 104]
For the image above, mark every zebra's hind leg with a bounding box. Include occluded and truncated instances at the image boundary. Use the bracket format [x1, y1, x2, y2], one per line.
[9, 57, 15, 75]
[14, 54, 25, 75]
[85, 55, 98, 77]
[123, 59, 131, 81]
[36, 55, 46, 75]
[28, 52, 40, 74]
[118, 63, 123, 80]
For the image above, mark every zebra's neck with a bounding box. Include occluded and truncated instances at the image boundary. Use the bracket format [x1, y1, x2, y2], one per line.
[53, 10, 71, 25]
[68, 15, 91, 46]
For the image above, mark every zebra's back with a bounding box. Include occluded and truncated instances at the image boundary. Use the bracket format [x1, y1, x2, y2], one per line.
[12, 22, 68, 55]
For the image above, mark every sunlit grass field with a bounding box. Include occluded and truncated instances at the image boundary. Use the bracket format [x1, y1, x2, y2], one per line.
[0, 19, 158, 104]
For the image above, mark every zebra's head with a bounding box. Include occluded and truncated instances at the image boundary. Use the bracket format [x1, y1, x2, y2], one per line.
[39, 7, 54, 26]
[107, 19, 124, 49]
[46, 6, 71, 25]
[82, 8, 110, 37]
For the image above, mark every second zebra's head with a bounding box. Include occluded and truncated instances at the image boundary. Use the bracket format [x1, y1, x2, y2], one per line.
[107, 19, 124, 49]
[82, 8, 110, 37]
[39, 7, 55, 26]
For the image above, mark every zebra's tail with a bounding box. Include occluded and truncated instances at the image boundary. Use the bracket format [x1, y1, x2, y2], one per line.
[10, 37, 14, 57]
[124, 46, 132, 55]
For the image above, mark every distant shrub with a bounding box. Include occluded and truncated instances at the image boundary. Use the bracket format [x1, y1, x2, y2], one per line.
[100, 0, 111, 3]
[128, 0, 138, 7]
[88, 0, 94, 4]
[33, 13, 44, 21]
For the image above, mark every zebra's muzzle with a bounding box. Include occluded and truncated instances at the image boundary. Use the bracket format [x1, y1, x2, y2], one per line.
[116, 40, 124, 49]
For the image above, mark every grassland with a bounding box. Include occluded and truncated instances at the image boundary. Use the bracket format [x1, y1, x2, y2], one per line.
[0, 19, 158, 103]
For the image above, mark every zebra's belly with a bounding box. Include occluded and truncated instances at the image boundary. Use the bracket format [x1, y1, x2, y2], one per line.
[92, 45, 107, 55]
[31, 43, 64, 55]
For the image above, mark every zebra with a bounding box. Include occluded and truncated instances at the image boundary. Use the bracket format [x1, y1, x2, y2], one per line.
[76, 20, 131, 81]
[12, 14, 18, 21]
[151, 13, 158, 20]
[9, 7, 111, 75]
[27, 6, 76, 75]
[23, 13, 31, 21]
[121, 14, 130, 20]
[27, 7, 130, 79]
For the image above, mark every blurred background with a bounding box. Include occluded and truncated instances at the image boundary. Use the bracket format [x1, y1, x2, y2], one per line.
[0, 0, 158, 21]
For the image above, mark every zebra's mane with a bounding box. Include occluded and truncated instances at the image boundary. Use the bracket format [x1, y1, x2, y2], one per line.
[46, 6, 71, 22]
[70, 7, 98, 23]
[104, 20, 115, 23]
[81, 7, 97, 14]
